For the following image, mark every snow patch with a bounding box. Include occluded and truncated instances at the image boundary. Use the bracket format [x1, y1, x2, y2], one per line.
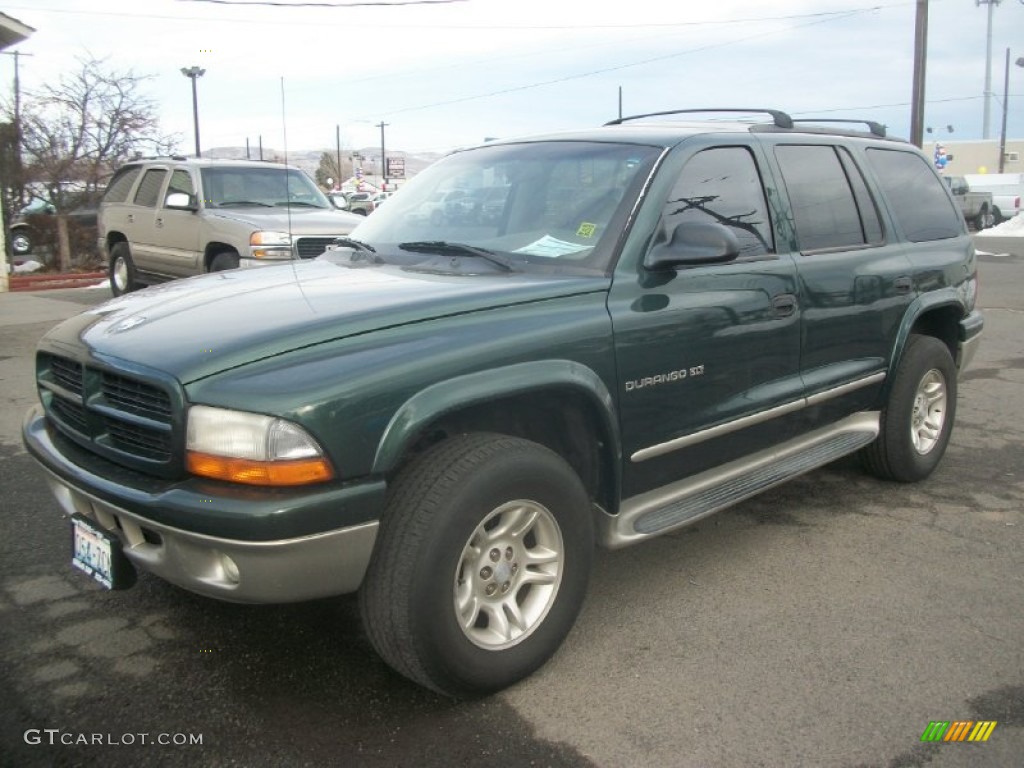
[6, 260, 45, 274]
[982, 213, 1024, 237]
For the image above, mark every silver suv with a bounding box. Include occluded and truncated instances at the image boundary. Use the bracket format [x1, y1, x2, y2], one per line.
[98, 157, 362, 295]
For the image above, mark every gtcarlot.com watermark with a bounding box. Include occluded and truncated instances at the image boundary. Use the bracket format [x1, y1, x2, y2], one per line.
[25, 729, 203, 747]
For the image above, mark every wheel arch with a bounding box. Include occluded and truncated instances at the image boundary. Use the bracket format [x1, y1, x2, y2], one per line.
[203, 241, 238, 271]
[104, 230, 128, 255]
[888, 295, 964, 386]
[372, 360, 622, 518]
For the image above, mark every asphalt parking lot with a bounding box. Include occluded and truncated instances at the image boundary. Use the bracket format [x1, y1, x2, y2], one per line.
[0, 247, 1021, 767]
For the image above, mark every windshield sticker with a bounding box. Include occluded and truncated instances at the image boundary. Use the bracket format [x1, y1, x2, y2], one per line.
[576, 222, 597, 238]
[514, 236, 590, 259]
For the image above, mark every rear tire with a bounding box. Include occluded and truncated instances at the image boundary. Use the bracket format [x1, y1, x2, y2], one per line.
[359, 433, 594, 698]
[860, 334, 957, 482]
[109, 242, 138, 296]
[973, 207, 994, 230]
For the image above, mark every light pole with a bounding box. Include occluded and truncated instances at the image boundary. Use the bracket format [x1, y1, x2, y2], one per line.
[180, 66, 205, 157]
[998, 50, 1024, 173]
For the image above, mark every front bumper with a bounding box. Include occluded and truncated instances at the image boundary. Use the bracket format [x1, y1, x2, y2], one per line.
[23, 405, 385, 603]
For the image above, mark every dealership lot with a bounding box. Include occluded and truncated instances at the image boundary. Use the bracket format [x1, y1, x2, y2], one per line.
[0, 247, 1021, 767]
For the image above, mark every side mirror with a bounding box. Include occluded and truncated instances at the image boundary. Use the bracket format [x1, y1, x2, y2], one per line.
[644, 221, 740, 270]
[165, 192, 197, 210]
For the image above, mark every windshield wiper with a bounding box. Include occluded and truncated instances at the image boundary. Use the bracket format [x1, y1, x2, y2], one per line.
[216, 200, 273, 208]
[331, 236, 382, 263]
[274, 201, 324, 208]
[398, 241, 515, 272]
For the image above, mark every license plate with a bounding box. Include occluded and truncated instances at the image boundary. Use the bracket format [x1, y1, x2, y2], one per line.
[70, 515, 135, 590]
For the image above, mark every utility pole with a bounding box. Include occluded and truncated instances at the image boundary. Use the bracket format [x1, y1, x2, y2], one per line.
[1, 50, 33, 208]
[998, 52, 1024, 173]
[377, 121, 389, 190]
[336, 124, 342, 189]
[977, 0, 1001, 139]
[909, 0, 928, 148]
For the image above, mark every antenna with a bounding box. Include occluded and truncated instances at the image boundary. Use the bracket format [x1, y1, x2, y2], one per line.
[280, 76, 293, 245]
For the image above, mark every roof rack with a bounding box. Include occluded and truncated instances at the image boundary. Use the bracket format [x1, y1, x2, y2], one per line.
[605, 108, 794, 129]
[790, 118, 887, 137]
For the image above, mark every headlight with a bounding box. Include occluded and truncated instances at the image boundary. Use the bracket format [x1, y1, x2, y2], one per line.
[249, 230, 293, 260]
[186, 405, 334, 486]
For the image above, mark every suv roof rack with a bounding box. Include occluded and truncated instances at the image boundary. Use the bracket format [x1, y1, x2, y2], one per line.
[605, 108, 794, 129]
[790, 118, 887, 137]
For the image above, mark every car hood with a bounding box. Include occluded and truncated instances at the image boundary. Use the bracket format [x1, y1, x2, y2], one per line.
[207, 206, 362, 233]
[41, 259, 609, 384]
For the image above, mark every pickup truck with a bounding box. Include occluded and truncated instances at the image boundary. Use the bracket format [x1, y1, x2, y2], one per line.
[964, 172, 1023, 223]
[23, 109, 983, 697]
[943, 175, 995, 230]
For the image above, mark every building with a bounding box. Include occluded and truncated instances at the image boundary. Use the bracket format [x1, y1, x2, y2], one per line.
[930, 138, 1024, 177]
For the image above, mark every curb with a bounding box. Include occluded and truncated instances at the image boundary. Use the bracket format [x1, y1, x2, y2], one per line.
[8, 271, 107, 292]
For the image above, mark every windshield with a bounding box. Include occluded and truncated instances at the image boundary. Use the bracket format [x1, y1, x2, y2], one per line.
[199, 167, 331, 209]
[350, 141, 660, 274]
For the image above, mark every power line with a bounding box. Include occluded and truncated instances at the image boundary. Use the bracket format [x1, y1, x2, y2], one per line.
[6, 2, 906, 30]
[358, 8, 877, 119]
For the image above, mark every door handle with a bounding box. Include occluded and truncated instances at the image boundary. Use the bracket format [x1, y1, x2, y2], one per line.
[772, 293, 797, 318]
[155, 218, 164, 228]
[126, 213, 134, 224]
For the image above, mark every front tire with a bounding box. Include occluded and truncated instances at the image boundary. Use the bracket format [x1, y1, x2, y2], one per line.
[860, 334, 957, 482]
[359, 433, 594, 698]
[109, 242, 138, 296]
[210, 251, 239, 272]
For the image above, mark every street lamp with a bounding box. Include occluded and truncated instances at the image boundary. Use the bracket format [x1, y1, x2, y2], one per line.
[180, 66, 205, 157]
[997, 50, 1024, 173]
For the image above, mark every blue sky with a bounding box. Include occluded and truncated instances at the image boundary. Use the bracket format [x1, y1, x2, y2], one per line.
[3, 0, 1023, 155]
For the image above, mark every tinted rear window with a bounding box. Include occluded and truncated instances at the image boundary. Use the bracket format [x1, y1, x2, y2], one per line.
[776, 145, 870, 251]
[133, 169, 167, 208]
[866, 148, 962, 242]
[102, 166, 142, 204]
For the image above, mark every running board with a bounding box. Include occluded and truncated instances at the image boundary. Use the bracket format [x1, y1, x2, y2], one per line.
[600, 412, 880, 549]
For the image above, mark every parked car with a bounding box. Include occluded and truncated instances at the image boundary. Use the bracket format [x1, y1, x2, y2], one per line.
[408, 188, 466, 224]
[23, 108, 982, 698]
[8, 195, 99, 257]
[97, 157, 362, 295]
[943, 175, 995, 230]
[345, 192, 377, 216]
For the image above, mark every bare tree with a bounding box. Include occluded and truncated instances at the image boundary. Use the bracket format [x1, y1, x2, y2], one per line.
[10, 55, 176, 269]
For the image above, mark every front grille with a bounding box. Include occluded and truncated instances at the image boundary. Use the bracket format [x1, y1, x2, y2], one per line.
[50, 356, 83, 396]
[39, 352, 182, 477]
[295, 236, 338, 259]
[53, 398, 88, 433]
[102, 372, 172, 421]
[104, 417, 172, 460]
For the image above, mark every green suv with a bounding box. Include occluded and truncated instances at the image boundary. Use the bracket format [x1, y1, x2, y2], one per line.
[97, 157, 362, 295]
[24, 109, 982, 697]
